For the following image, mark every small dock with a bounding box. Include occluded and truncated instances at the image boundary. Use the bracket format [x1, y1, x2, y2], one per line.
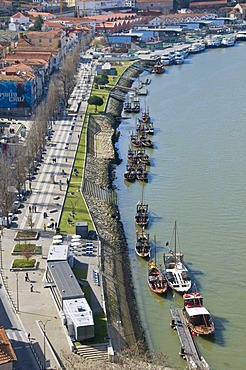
[170, 305, 211, 370]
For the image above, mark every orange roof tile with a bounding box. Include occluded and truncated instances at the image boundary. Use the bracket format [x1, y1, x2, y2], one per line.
[0, 327, 17, 365]
[12, 12, 28, 18]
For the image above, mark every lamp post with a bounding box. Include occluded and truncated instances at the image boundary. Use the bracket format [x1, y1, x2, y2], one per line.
[0, 234, 3, 270]
[16, 272, 19, 312]
[38, 319, 51, 370]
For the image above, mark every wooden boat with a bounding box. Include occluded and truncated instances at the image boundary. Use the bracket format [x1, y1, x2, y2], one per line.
[163, 221, 191, 293]
[124, 164, 136, 182]
[183, 291, 215, 336]
[136, 164, 148, 182]
[135, 228, 150, 258]
[152, 60, 165, 74]
[135, 189, 149, 227]
[127, 148, 135, 161]
[138, 109, 154, 135]
[147, 236, 167, 294]
[130, 133, 141, 147]
[123, 101, 132, 113]
[140, 134, 154, 148]
[148, 259, 167, 294]
[135, 149, 150, 166]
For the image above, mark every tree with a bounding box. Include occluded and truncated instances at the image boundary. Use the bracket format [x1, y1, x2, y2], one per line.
[32, 15, 44, 31]
[88, 96, 104, 112]
[0, 154, 15, 228]
[20, 242, 35, 260]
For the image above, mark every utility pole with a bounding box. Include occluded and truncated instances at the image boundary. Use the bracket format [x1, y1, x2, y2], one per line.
[16, 272, 19, 312]
[38, 319, 51, 370]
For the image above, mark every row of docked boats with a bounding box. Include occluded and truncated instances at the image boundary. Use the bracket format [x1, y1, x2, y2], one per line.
[122, 85, 214, 337]
[144, 221, 215, 336]
[124, 108, 154, 183]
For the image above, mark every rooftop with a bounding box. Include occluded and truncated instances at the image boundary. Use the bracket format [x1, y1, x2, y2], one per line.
[47, 261, 84, 301]
[0, 327, 17, 365]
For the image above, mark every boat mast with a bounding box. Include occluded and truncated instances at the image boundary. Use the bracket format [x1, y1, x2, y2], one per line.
[154, 235, 157, 265]
[174, 221, 177, 264]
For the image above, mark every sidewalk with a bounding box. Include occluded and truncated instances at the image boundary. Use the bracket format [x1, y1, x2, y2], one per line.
[0, 57, 103, 369]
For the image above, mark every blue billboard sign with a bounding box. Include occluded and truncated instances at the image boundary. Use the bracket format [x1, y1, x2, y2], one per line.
[0, 80, 33, 109]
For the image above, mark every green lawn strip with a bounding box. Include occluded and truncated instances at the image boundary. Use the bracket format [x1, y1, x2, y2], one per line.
[12, 259, 36, 268]
[60, 114, 93, 234]
[60, 62, 131, 233]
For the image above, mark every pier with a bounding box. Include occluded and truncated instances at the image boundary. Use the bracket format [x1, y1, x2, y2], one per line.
[170, 305, 210, 370]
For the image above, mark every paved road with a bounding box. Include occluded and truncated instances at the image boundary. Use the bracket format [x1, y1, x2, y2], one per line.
[0, 55, 104, 370]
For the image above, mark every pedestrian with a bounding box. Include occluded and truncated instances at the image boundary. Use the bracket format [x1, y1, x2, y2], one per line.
[51, 222, 54, 230]
[34, 205, 37, 213]
[44, 224, 46, 232]
[32, 205, 34, 213]
[25, 272, 29, 282]
[30, 283, 33, 292]
[27, 333, 31, 341]
[29, 206, 31, 212]
[78, 134, 80, 139]
[66, 178, 69, 186]
[55, 222, 57, 229]
[65, 157, 67, 163]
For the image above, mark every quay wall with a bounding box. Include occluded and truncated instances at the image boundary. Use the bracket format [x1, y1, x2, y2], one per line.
[83, 64, 147, 352]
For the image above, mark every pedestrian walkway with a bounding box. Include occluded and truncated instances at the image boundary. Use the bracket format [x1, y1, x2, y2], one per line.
[0, 56, 104, 369]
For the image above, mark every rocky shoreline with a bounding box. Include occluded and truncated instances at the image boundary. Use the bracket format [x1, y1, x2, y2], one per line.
[83, 65, 147, 353]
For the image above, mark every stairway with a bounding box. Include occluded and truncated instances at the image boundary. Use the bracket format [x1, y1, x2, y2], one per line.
[76, 343, 109, 362]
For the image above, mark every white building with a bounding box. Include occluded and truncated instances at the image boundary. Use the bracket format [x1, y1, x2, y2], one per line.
[76, 0, 135, 16]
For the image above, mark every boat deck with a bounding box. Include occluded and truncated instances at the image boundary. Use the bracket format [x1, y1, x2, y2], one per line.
[170, 305, 210, 370]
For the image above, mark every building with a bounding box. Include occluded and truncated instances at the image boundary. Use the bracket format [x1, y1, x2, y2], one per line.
[136, 0, 173, 13]
[45, 244, 95, 341]
[0, 66, 36, 117]
[9, 12, 30, 31]
[76, 0, 136, 16]
[0, 327, 17, 369]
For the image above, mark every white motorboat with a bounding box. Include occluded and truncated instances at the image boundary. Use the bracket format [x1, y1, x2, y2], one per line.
[236, 31, 246, 41]
[163, 221, 191, 293]
[174, 51, 184, 65]
[221, 36, 236, 47]
[161, 52, 175, 65]
[189, 42, 206, 53]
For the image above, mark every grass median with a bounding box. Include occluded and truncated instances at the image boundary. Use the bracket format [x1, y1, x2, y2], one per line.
[59, 61, 132, 235]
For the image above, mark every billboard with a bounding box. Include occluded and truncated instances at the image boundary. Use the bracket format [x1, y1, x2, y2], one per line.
[0, 80, 33, 109]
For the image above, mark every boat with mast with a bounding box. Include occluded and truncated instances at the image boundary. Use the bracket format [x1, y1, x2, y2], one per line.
[135, 228, 151, 258]
[147, 236, 167, 294]
[163, 221, 191, 293]
[135, 187, 149, 227]
[183, 288, 215, 336]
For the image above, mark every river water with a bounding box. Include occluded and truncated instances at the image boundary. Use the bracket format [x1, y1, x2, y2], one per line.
[114, 42, 246, 369]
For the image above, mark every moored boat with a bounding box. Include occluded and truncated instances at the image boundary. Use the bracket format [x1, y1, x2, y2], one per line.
[221, 36, 236, 47]
[136, 164, 148, 182]
[124, 164, 136, 182]
[163, 221, 191, 293]
[183, 291, 215, 336]
[135, 228, 151, 258]
[135, 189, 149, 227]
[148, 259, 167, 294]
[152, 60, 165, 74]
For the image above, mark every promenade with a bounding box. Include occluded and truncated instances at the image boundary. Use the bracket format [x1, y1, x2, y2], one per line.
[0, 56, 103, 370]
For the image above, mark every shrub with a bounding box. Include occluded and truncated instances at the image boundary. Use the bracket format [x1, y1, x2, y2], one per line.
[12, 259, 36, 268]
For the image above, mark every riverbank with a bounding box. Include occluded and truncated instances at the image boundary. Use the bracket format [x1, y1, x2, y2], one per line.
[83, 64, 147, 353]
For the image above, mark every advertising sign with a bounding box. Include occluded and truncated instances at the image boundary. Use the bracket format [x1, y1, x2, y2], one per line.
[0, 80, 33, 108]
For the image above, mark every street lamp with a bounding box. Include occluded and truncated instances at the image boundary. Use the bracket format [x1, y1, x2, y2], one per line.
[38, 319, 51, 370]
[16, 272, 19, 312]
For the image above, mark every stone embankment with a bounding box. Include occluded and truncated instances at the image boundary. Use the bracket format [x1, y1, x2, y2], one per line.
[83, 65, 147, 353]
